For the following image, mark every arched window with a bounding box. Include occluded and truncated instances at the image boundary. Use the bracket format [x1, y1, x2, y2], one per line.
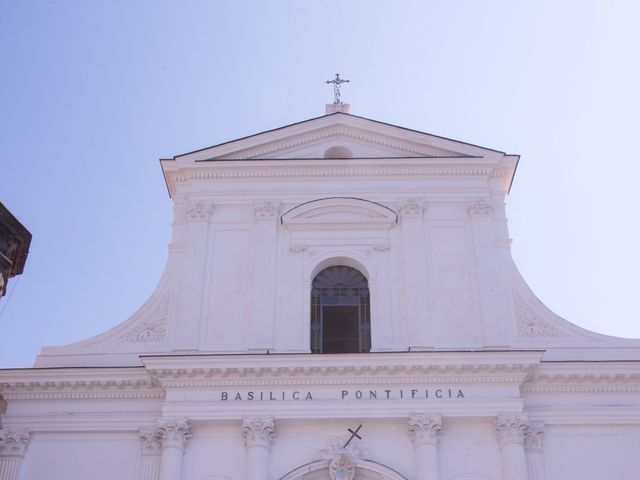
[310, 265, 371, 354]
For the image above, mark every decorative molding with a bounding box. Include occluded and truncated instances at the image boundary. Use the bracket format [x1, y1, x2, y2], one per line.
[186, 201, 214, 221]
[155, 419, 191, 452]
[466, 199, 494, 217]
[254, 201, 279, 220]
[0, 429, 30, 457]
[408, 414, 442, 446]
[524, 423, 544, 451]
[116, 295, 169, 343]
[172, 166, 495, 184]
[514, 294, 567, 338]
[242, 417, 276, 448]
[399, 199, 425, 219]
[0, 376, 162, 401]
[145, 362, 537, 388]
[225, 126, 454, 160]
[496, 414, 529, 447]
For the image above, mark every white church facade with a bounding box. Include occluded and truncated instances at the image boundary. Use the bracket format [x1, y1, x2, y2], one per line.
[2, 102, 640, 480]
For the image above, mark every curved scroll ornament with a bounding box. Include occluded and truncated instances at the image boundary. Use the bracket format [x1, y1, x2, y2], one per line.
[0, 428, 30, 457]
[408, 414, 442, 446]
[329, 453, 356, 480]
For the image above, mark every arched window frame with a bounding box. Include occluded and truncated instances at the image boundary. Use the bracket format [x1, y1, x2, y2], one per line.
[306, 255, 374, 354]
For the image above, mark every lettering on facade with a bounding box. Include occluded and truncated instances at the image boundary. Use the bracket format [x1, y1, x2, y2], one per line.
[220, 388, 465, 401]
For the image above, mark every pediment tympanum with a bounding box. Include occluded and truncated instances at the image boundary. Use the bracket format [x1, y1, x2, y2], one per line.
[281, 197, 398, 230]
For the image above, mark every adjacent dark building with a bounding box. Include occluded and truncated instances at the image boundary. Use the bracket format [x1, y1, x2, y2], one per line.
[0, 203, 31, 297]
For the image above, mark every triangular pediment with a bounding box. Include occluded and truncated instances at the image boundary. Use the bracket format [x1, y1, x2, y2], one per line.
[174, 112, 505, 163]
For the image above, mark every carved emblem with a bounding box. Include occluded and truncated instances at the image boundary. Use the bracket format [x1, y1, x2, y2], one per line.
[329, 453, 356, 480]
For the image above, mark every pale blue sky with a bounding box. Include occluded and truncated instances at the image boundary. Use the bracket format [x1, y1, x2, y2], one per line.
[1, 1, 639, 367]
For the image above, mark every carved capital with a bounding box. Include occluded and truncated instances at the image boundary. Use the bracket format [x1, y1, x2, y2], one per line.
[0, 428, 30, 457]
[187, 201, 214, 221]
[242, 417, 276, 448]
[467, 199, 494, 217]
[496, 414, 529, 447]
[254, 201, 279, 220]
[524, 423, 545, 451]
[139, 429, 162, 456]
[155, 419, 191, 452]
[400, 199, 425, 219]
[408, 414, 442, 446]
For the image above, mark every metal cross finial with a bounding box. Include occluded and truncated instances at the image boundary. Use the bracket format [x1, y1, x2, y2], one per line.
[343, 424, 363, 448]
[326, 73, 350, 104]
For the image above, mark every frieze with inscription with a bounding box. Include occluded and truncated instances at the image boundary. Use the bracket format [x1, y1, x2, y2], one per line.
[220, 387, 465, 402]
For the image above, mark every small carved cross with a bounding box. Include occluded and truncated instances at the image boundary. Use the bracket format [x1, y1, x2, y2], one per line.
[326, 73, 350, 104]
[343, 424, 363, 448]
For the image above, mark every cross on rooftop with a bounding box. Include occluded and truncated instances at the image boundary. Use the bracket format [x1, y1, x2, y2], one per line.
[326, 73, 350, 104]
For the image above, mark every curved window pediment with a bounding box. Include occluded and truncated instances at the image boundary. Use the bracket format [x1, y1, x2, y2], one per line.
[281, 197, 397, 230]
[311, 265, 371, 354]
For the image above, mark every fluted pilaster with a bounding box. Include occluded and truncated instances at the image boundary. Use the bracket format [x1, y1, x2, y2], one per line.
[496, 415, 530, 480]
[409, 414, 441, 480]
[242, 417, 276, 480]
[0, 429, 30, 480]
[156, 419, 191, 480]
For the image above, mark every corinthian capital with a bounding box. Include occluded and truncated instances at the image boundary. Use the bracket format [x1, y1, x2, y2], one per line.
[187, 201, 215, 222]
[496, 414, 529, 447]
[0, 428, 30, 457]
[254, 201, 279, 220]
[400, 199, 425, 219]
[408, 414, 442, 446]
[524, 423, 545, 451]
[466, 198, 494, 217]
[242, 417, 276, 448]
[155, 419, 192, 452]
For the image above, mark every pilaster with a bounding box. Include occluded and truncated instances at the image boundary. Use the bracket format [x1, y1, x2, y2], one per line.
[0, 429, 30, 480]
[524, 423, 546, 480]
[156, 419, 192, 480]
[496, 414, 530, 480]
[409, 414, 441, 480]
[400, 200, 432, 349]
[139, 429, 162, 480]
[242, 417, 276, 480]
[467, 199, 510, 346]
[248, 201, 279, 351]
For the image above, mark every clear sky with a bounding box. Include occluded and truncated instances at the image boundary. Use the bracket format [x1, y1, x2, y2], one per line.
[1, 1, 639, 368]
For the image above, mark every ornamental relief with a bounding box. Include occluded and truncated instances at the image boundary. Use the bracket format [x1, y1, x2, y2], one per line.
[116, 294, 169, 343]
[514, 294, 567, 338]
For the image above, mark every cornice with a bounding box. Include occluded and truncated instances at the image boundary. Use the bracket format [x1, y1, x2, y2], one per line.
[227, 126, 455, 159]
[142, 351, 543, 387]
[0, 368, 161, 400]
